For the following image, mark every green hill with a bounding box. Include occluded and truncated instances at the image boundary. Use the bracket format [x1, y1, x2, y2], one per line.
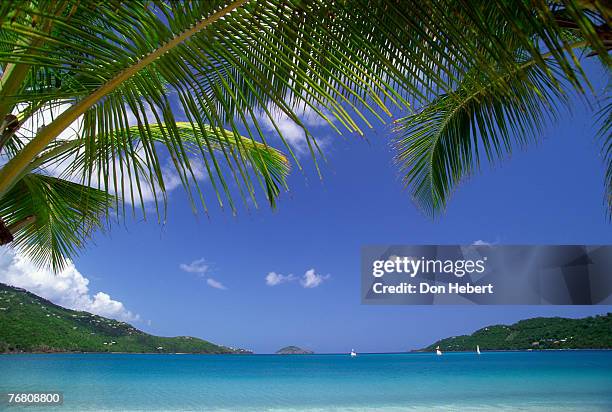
[421, 313, 612, 352]
[0, 283, 250, 354]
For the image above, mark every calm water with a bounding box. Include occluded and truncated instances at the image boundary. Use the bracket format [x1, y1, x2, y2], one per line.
[1, 351, 611, 411]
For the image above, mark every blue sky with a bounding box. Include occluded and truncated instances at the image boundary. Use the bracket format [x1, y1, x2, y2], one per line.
[1, 60, 610, 354]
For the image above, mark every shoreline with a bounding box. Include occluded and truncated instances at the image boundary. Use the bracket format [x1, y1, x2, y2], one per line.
[2, 348, 611, 356]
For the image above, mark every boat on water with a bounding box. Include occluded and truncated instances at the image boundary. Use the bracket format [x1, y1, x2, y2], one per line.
[436, 346, 442, 356]
[350, 349, 357, 357]
[477, 345, 481, 355]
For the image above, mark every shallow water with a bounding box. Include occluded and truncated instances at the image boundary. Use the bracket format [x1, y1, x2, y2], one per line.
[1, 351, 611, 411]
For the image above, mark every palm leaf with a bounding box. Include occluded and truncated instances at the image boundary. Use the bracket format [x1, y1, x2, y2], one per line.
[56, 121, 291, 214]
[393, 57, 569, 216]
[0, 172, 113, 271]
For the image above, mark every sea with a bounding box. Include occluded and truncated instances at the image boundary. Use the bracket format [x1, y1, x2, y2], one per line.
[1, 351, 611, 411]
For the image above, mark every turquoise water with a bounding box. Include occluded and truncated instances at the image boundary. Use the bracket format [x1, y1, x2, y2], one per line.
[1, 351, 611, 411]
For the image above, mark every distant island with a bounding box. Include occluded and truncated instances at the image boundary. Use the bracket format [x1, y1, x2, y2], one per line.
[276, 345, 314, 355]
[0, 283, 251, 354]
[419, 313, 612, 352]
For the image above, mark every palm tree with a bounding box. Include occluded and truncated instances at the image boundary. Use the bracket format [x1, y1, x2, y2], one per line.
[0, 1, 608, 270]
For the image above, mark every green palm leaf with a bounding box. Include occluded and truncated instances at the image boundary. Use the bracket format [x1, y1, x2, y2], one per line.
[57, 121, 291, 214]
[393, 57, 569, 216]
[0, 172, 113, 271]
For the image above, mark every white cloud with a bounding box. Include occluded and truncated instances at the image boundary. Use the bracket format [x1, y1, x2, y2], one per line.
[300, 268, 329, 288]
[265, 269, 329, 288]
[206, 278, 227, 290]
[179, 258, 208, 275]
[265, 271, 296, 286]
[259, 105, 329, 155]
[472, 240, 492, 246]
[0, 248, 139, 322]
[181, 258, 227, 290]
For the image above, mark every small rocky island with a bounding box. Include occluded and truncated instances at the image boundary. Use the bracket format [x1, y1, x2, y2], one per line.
[275, 345, 314, 355]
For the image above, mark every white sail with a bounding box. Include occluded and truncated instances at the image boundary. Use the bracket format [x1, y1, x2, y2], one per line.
[350, 349, 357, 357]
[436, 346, 442, 356]
[476, 345, 481, 355]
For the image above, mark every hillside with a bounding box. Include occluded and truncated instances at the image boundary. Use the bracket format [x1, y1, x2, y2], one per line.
[0, 283, 250, 354]
[276, 345, 314, 355]
[421, 313, 612, 352]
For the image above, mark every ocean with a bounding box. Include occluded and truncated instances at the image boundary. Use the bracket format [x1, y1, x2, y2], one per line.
[1, 351, 611, 411]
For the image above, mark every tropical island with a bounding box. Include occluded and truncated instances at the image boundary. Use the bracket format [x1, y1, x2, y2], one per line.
[275, 346, 314, 355]
[419, 313, 612, 352]
[0, 283, 250, 354]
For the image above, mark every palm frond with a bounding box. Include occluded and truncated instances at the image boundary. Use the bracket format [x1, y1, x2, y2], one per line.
[0, 172, 113, 271]
[393, 57, 569, 216]
[57, 121, 291, 214]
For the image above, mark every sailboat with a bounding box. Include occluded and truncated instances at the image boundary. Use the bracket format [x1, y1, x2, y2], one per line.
[476, 345, 481, 355]
[436, 346, 442, 356]
[350, 349, 357, 357]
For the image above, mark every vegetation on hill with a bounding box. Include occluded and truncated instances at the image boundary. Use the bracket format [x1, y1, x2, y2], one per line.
[275, 346, 314, 355]
[421, 314, 612, 352]
[0, 283, 250, 354]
